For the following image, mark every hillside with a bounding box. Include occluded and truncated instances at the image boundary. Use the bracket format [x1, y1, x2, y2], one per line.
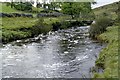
[93, 2, 119, 78]
[93, 2, 118, 20]
[0, 3, 43, 15]
[0, 3, 22, 13]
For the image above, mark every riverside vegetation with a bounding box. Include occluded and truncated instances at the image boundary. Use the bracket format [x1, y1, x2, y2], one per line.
[1, 2, 94, 43]
[1, 16, 91, 43]
[0, 1, 119, 78]
[89, 16, 118, 78]
[1, 16, 70, 43]
[90, 1, 119, 78]
[94, 26, 118, 78]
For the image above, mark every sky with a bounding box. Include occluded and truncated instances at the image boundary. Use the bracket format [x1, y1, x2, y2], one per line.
[92, 0, 119, 8]
[0, 0, 119, 8]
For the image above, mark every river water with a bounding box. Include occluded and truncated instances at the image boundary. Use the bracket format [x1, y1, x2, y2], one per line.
[0, 26, 105, 78]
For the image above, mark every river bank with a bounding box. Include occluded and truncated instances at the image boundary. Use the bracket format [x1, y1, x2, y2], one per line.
[1, 16, 93, 44]
[93, 26, 118, 78]
[1, 16, 68, 43]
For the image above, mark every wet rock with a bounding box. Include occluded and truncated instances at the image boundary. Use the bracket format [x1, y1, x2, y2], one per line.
[90, 49, 93, 52]
[16, 40, 21, 43]
[3, 76, 13, 78]
[73, 40, 79, 44]
[64, 51, 69, 54]
[86, 48, 89, 51]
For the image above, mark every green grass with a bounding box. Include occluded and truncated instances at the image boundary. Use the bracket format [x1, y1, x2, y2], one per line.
[1, 17, 37, 30]
[32, 7, 44, 13]
[94, 26, 118, 78]
[1, 17, 38, 42]
[0, 3, 41, 17]
[44, 16, 71, 24]
[1, 16, 68, 31]
[93, 2, 118, 20]
[1, 16, 70, 43]
[0, 3, 22, 13]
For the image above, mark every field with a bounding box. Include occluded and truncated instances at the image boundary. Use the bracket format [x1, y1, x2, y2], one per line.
[1, 17, 36, 42]
[94, 26, 118, 78]
[93, 2, 118, 20]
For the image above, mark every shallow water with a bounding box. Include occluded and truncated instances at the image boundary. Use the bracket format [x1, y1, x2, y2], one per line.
[0, 26, 105, 78]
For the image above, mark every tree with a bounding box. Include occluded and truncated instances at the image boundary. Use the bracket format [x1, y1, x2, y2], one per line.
[50, 2, 61, 10]
[61, 2, 92, 19]
[36, 2, 42, 8]
[10, 0, 14, 8]
[14, 2, 32, 11]
[117, 1, 120, 23]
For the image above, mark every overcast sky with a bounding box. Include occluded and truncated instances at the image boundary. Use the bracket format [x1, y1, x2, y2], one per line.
[0, 0, 119, 8]
[92, 0, 119, 8]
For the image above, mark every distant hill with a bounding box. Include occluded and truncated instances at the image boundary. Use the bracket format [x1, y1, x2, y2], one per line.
[93, 2, 118, 20]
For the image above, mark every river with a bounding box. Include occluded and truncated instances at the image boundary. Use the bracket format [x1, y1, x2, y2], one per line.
[0, 26, 105, 78]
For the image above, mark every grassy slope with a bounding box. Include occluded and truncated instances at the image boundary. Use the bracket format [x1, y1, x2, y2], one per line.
[2, 17, 37, 30]
[93, 2, 118, 20]
[94, 26, 118, 78]
[0, 3, 43, 17]
[0, 3, 22, 13]
[1, 16, 70, 43]
[1, 17, 37, 42]
[93, 2, 119, 78]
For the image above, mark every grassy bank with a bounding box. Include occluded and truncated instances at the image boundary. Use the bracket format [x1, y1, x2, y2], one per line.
[1, 16, 72, 43]
[94, 26, 118, 78]
[1, 17, 37, 43]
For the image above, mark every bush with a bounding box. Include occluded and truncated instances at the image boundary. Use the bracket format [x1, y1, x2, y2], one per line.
[52, 22, 61, 31]
[31, 18, 52, 36]
[60, 21, 71, 29]
[14, 2, 32, 11]
[40, 9, 50, 13]
[89, 17, 113, 38]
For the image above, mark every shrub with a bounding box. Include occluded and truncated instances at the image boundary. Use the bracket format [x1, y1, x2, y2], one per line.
[6, 2, 11, 7]
[52, 22, 61, 31]
[40, 9, 50, 13]
[14, 2, 32, 11]
[31, 18, 44, 36]
[89, 17, 113, 39]
[60, 21, 71, 29]
[31, 18, 52, 36]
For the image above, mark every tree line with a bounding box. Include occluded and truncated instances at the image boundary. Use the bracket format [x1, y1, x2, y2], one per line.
[6, 1, 95, 19]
